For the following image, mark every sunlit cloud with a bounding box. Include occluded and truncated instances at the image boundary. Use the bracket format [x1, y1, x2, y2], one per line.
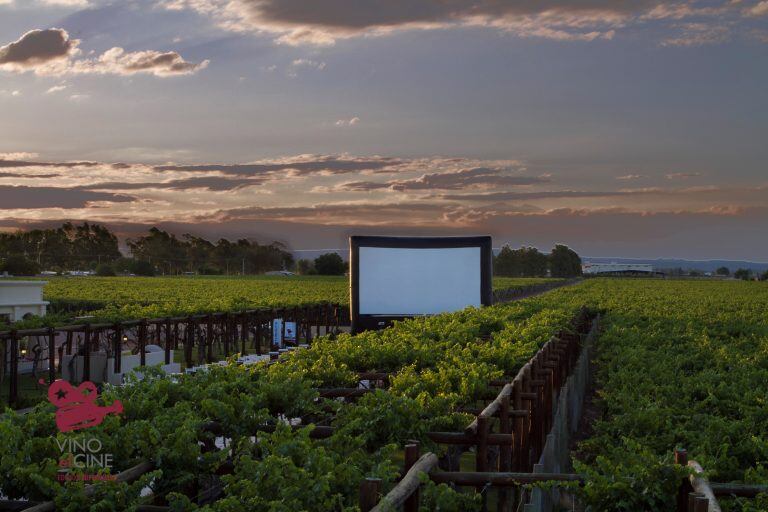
[666, 172, 702, 179]
[745, 1, 768, 17]
[0, 152, 39, 160]
[0, 28, 208, 77]
[45, 83, 67, 93]
[334, 117, 360, 127]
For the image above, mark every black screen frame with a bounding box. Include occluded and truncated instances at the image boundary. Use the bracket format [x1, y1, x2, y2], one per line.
[349, 235, 493, 333]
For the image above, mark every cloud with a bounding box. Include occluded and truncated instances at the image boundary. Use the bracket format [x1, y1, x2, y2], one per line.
[616, 174, 647, 180]
[154, 155, 401, 176]
[291, 58, 325, 69]
[288, 58, 325, 77]
[337, 167, 550, 192]
[161, 0, 652, 45]
[0, 172, 60, 178]
[745, 1, 768, 16]
[45, 84, 67, 93]
[0, 28, 208, 77]
[435, 190, 650, 201]
[70, 47, 209, 76]
[0, 29, 76, 69]
[1, 152, 767, 259]
[661, 22, 731, 46]
[0, 152, 39, 160]
[68, 93, 89, 101]
[0, 185, 132, 209]
[666, 172, 702, 179]
[79, 175, 265, 192]
[334, 116, 360, 127]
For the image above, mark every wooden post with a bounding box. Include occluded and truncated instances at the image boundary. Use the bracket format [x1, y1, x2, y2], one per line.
[498, 394, 511, 512]
[255, 314, 263, 354]
[113, 323, 122, 374]
[359, 478, 382, 512]
[185, 318, 194, 368]
[206, 315, 214, 363]
[221, 314, 229, 356]
[404, 442, 421, 512]
[476, 416, 489, 473]
[47, 327, 56, 384]
[512, 380, 525, 471]
[9, 330, 18, 406]
[138, 320, 147, 367]
[693, 495, 709, 512]
[688, 493, 702, 512]
[676, 449, 693, 512]
[165, 318, 172, 365]
[82, 324, 91, 382]
[241, 313, 248, 355]
[65, 330, 72, 355]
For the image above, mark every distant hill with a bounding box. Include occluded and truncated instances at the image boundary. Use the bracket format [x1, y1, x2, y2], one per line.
[293, 249, 768, 274]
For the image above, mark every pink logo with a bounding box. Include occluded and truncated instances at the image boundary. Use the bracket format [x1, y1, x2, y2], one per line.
[45, 379, 123, 432]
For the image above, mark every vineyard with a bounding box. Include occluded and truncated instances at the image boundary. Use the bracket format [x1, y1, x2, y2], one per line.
[0, 278, 767, 510]
[8, 276, 563, 328]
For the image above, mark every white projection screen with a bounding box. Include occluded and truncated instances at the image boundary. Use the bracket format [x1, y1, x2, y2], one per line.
[350, 236, 493, 332]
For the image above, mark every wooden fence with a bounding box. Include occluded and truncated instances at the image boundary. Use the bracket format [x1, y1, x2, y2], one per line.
[0, 303, 347, 407]
[364, 308, 598, 512]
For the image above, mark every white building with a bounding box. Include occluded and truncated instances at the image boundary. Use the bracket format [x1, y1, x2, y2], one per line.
[0, 280, 49, 323]
[582, 262, 655, 275]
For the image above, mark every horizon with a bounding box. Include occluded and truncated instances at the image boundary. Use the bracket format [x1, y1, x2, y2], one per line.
[2, 1, 768, 260]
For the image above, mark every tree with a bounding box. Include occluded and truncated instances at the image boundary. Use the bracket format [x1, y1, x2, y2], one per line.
[494, 246, 522, 276]
[314, 253, 346, 275]
[128, 228, 293, 275]
[494, 245, 548, 277]
[0, 255, 40, 276]
[0, 222, 120, 270]
[129, 260, 156, 277]
[549, 244, 582, 278]
[734, 268, 752, 280]
[759, 271, 768, 282]
[715, 266, 730, 276]
[296, 259, 316, 275]
[95, 263, 116, 276]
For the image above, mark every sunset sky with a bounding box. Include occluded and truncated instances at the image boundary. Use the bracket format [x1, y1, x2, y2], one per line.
[1, 0, 767, 259]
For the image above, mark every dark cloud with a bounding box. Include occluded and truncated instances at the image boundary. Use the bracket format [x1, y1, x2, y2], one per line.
[154, 157, 400, 176]
[215, 202, 445, 222]
[79, 176, 265, 191]
[0, 186, 133, 209]
[238, 0, 654, 30]
[340, 167, 549, 192]
[0, 28, 76, 67]
[0, 159, 100, 169]
[436, 189, 649, 201]
[0, 172, 60, 178]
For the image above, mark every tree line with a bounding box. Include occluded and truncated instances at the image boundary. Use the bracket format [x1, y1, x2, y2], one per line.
[0, 223, 295, 276]
[494, 244, 582, 278]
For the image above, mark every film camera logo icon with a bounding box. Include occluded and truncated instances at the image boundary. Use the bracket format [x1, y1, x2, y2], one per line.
[45, 379, 123, 433]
